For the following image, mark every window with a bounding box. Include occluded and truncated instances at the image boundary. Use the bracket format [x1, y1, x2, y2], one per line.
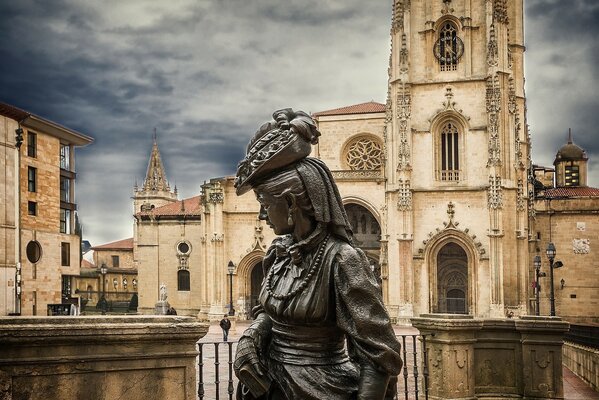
[26, 241, 42, 263]
[112, 255, 120, 268]
[27, 132, 36, 157]
[439, 122, 460, 181]
[178, 270, 190, 291]
[61, 276, 71, 300]
[177, 241, 191, 255]
[60, 144, 70, 170]
[434, 21, 463, 71]
[60, 177, 71, 202]
[28, 201, 37, 216]
[565, 165, 579, 186]
[60, 209, 71, 234]
[61, 242, 70, 266]
[28, 167, 37, 192]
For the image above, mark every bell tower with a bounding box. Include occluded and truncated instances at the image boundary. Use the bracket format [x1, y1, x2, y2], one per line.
[133, 134, 177, 214]
[384, 0, 529, 319]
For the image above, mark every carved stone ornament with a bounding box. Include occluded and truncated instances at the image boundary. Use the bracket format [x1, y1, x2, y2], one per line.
[528, 189, 536, 219]
[487, 24, 498, 67]
[392, 0, 410, 33]
[396, 83, 411, 171]
[399, 33, 409, 73]
[493, 0, 509, 24]
[332, 170, 383, 180]
[346, 137, 383, 171]
[441, 0, 454, 15]
[572, 238, 590, 254]
[209, 191, 224, 204]
[247, 218, 266, 253]
[516, 179, 526, 211]
[486, 74, 502, 166]
[416, 202, 486, 257]
[397, 179, 412, 211]
[487, 175, 503, 209]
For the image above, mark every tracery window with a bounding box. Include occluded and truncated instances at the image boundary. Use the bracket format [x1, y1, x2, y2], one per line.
[438, 122, 460, 181]
[434, 22, 463, 71]
[345, 137, 383, 171]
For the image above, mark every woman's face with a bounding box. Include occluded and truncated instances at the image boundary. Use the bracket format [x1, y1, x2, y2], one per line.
[255, 190, 294, 235]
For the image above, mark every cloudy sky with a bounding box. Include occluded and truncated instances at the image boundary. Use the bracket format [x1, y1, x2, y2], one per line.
[1, 0, 597, 247]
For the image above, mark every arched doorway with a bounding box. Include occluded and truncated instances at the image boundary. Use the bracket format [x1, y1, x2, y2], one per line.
[344, 203, 381, 285]
[249, 262, 264, 317]
[437, 242, 468, 314]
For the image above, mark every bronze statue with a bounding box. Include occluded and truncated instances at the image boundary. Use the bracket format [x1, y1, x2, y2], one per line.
[233, 109, 402, 400]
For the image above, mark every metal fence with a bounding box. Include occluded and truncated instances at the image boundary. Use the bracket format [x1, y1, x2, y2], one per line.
[564, 324, 599, 349]
[197, 335, 429, 400]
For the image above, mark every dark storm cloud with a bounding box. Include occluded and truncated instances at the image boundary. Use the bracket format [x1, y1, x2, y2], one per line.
[525, 0, 599, 182]
[4, 0, 593, 245]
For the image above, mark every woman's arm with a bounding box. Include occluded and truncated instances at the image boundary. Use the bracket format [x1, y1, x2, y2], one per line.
[333, 244, 403, 399]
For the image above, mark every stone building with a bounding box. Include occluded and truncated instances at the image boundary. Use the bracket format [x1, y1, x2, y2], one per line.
[0, 102, 93, 316]
[73, 238, 138, 311]
[531, 134, 599, 324]
[131, 0, 594, 323]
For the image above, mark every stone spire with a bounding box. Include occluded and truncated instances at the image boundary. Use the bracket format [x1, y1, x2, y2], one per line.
[143, 135, 171, 192]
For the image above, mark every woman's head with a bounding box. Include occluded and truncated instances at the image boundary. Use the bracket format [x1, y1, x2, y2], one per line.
[254, 158, 353, 243]
[254, 167, 314, 236]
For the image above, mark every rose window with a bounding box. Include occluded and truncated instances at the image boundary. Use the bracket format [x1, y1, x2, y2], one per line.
[346, 138, 383, 170]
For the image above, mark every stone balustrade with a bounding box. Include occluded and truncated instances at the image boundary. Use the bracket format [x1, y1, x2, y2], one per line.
[0, 315, 208, 400]
[412, 314, 569, 400]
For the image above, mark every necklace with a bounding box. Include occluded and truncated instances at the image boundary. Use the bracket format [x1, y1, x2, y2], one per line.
[265, 234, 330, 301]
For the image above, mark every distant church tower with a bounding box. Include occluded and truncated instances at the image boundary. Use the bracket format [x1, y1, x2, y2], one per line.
[133, 135, 177, 213]
[385, 0, 529, 319]
[554, 129, 588, 188]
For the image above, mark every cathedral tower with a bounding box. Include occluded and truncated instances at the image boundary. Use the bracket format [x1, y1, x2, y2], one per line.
[133, 135, 177, 214]
[384, 0, 529, 319]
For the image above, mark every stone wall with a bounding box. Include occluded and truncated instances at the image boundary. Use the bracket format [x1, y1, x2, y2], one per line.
[0, 315, 208, 400]
[563, 342, 599, 391]
[412, 314, 569, 400]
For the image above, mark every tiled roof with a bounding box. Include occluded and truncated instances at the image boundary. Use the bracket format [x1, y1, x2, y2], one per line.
[137, 196, 202, 217]
[0, 102, 30, 121]
[92, 238, 134, 250]
[543, 187, 599, 198]
[81, 259, 95, 269]
[313, 101, 386, 117]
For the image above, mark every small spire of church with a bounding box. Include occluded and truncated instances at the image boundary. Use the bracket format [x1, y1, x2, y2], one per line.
[142, 132, 171, 192]
[568, 128, 572, 144]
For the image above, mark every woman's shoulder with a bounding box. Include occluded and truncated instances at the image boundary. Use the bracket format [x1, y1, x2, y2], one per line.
[329, 237, 368, 264]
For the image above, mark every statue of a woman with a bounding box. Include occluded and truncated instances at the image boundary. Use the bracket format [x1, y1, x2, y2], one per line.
[233, 109, 402, 400]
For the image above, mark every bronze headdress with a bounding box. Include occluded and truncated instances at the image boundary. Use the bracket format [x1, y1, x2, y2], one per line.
[234, 108, 320, 195]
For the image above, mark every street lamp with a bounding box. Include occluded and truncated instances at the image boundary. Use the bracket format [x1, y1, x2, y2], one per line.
[546, 243, 557, 316]
[533, 255, 545, 316]
[227, 261, 235, 316]
[100, 263, 108, 315]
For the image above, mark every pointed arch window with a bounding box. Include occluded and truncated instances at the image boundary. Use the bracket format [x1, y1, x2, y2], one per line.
[434, 21, 463, 71]
[438, 122, 461, 181]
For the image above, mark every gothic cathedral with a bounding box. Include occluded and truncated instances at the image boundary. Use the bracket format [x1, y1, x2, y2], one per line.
[133, 0, 530, 321]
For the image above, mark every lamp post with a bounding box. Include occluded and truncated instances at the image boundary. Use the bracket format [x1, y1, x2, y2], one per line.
[533, 255, 544, 316]
[227, 261, 235, 316]
[100, 263, 108, 315]
[546, 243, 557, 316]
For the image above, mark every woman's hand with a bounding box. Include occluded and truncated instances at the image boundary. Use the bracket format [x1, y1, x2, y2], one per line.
[357, 363, 391, 400]
[233, 336, 267, 378]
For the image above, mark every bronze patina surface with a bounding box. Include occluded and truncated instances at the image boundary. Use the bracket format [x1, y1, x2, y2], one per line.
[233, 109, 402, 400]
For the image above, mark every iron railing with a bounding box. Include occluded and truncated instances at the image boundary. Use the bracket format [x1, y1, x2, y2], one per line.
[198, 334, 429, 400]
[564, 324, 599, 349]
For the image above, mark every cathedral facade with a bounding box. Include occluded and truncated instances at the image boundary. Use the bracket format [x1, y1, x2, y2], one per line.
[134, 0, 533, 321]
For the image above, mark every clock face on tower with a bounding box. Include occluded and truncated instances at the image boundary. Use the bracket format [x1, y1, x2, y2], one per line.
[433, 35, 464, 64]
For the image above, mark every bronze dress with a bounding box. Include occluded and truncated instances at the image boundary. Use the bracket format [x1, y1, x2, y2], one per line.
[253, 228, 402, 400]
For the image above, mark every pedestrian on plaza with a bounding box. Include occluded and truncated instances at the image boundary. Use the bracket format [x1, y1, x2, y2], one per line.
[219, 314, 231, 341]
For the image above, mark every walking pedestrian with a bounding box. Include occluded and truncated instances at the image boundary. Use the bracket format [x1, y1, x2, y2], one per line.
[219, 314, 231, 341]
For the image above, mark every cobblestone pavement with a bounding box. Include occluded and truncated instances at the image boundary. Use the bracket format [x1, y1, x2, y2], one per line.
[197, 321, 599, 400]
